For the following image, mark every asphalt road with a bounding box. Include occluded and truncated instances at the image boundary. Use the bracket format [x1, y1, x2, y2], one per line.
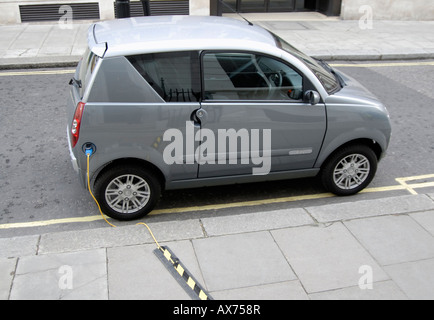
[1, 60, 434, 238]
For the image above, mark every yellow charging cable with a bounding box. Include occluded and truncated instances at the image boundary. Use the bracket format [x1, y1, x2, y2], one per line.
[86, 154, 211, 300]
[86, 154, 162, 249]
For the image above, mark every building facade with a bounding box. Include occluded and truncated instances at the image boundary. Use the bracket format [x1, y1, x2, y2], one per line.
[0, 0, 433, 24]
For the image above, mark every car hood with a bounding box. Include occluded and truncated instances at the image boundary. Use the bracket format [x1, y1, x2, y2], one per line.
[326, 69, 382, 105]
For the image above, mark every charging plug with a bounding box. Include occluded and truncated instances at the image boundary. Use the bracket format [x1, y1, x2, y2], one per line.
[82, 142, 96, 157]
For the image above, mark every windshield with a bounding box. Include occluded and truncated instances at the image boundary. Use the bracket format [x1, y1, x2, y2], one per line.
[271, 33, 341, 94]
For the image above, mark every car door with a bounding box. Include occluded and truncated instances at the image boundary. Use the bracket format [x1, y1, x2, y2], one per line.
[196, 51, 327, 178]
[127, 51, 201, 181]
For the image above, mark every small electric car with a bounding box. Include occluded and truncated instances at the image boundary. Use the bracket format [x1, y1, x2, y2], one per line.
[67, 16, 391, 220]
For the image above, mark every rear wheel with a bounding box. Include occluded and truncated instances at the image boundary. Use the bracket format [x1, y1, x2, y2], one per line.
[94, 166, 161, 220]
[321, 145, 378, 196]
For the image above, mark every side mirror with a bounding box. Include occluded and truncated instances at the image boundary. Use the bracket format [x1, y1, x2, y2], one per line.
[304, 90, 321, 105]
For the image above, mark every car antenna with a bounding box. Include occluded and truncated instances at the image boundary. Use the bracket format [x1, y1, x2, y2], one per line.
[218, 0, 254, 26]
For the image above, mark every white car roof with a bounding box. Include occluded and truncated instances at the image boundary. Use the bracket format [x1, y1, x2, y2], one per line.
[90, 15, 279, 57]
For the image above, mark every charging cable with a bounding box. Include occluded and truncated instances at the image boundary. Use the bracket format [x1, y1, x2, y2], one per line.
[85, 150, 162, 249]
[86, 149, 211, 300]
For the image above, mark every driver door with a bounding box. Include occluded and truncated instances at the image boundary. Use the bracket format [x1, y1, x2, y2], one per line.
[196, 51, 327, 178]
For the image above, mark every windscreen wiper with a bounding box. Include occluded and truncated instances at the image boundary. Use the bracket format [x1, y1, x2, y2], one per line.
[314, 58, 345, 87]
[69, 77, 82, 88]
[314, 58, 332, 71]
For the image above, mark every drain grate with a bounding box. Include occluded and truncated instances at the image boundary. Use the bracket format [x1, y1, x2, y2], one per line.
[19, 2, 100, 22]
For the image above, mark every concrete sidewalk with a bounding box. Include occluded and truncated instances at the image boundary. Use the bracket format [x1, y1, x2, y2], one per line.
[1, 13, 434, 69]
[1, 193, 434, 300]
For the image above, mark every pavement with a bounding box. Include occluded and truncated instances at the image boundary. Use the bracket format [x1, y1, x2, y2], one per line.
[1, 194, 434, 300]
[1, 12, 434, 301]
[0, 12, 434, 69]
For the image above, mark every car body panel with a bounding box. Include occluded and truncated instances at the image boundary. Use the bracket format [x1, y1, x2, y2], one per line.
[67, 15, 391, 194]
[315, 70, 391, 166]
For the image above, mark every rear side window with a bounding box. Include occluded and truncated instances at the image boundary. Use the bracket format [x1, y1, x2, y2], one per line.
[127, 51, 201, 102]
[78, 47, 98, 97]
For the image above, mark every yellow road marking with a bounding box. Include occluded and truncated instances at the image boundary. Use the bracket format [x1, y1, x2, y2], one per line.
[396, 178, 419, 195]
[0, 69, 75, 77]
[1, 174, 434, 230]
[396, 173, 434, 181]
[330, 61, 434, 68]
[359, 185, 405, 193]
[0, 215, 104, 229]
[395, 174, 434, 195]
[149, 192, 334, 216]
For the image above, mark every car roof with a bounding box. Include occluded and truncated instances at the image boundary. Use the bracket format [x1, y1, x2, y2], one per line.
[90, 15, 279, 58]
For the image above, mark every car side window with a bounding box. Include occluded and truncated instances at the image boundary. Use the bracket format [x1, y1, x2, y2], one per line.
[127, 51, 201, 102]
[203, 52, 303, 101]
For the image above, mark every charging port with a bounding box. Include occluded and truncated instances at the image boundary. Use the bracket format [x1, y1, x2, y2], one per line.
[82, 142, 96, 156]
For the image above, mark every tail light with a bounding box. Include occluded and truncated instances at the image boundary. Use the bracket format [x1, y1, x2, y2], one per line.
[71, 102, 85, 148]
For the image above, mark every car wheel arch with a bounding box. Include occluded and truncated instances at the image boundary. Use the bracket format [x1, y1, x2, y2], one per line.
[93, 157, 166, 192]
[317, 138, 383, 169]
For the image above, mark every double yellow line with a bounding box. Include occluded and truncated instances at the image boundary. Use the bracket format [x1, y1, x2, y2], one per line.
[1, 174, 434, 230]
[0, 69, 75, 77]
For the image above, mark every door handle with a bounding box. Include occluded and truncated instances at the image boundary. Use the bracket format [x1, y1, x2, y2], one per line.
[192, 108, 208, 125]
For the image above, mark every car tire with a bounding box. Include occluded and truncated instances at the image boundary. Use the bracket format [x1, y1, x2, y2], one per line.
[321, 144, 378, 196]
[94, 165, 161, 221]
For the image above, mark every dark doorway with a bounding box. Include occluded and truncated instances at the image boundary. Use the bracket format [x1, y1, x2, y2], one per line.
[222, 0, 295, 13]
[220, 0, 341, 15]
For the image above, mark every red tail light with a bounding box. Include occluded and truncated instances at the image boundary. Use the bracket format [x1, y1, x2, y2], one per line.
[71, 102, 85, 148]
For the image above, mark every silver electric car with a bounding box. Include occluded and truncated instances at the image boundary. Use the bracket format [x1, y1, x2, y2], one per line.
[67, 15, 391, 220]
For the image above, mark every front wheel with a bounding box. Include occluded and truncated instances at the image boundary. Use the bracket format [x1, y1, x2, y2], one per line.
[94, 166, 161, 221]
[321, 145, 378, 196]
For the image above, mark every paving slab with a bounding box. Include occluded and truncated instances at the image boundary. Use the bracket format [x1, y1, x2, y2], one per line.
[410, 210, 434, 236]
[193, 231, 296, 292]
[211, 280, 308, 300]
[9, 30, 48, 50]
[107, 241, 197, 300]
[344, 215, 434, 266]
[0, 234, 39, 258]
[201, 208, 314, 236]
[0, 258, 17, 300]
[306, 194, 434, 223]
[309, 280, 408, 300]
[271, 222, 389, 293]
[38, 219, 204, 254]
[10, 249, 107, 300]
[384, 258, 434, 300]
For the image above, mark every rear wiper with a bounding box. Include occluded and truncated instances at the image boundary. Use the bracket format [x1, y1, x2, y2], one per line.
[69, 77, 82, 88]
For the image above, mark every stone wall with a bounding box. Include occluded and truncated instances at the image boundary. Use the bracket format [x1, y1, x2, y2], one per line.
[341, 0, 434, 20]
[0, 0, 202, 24]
